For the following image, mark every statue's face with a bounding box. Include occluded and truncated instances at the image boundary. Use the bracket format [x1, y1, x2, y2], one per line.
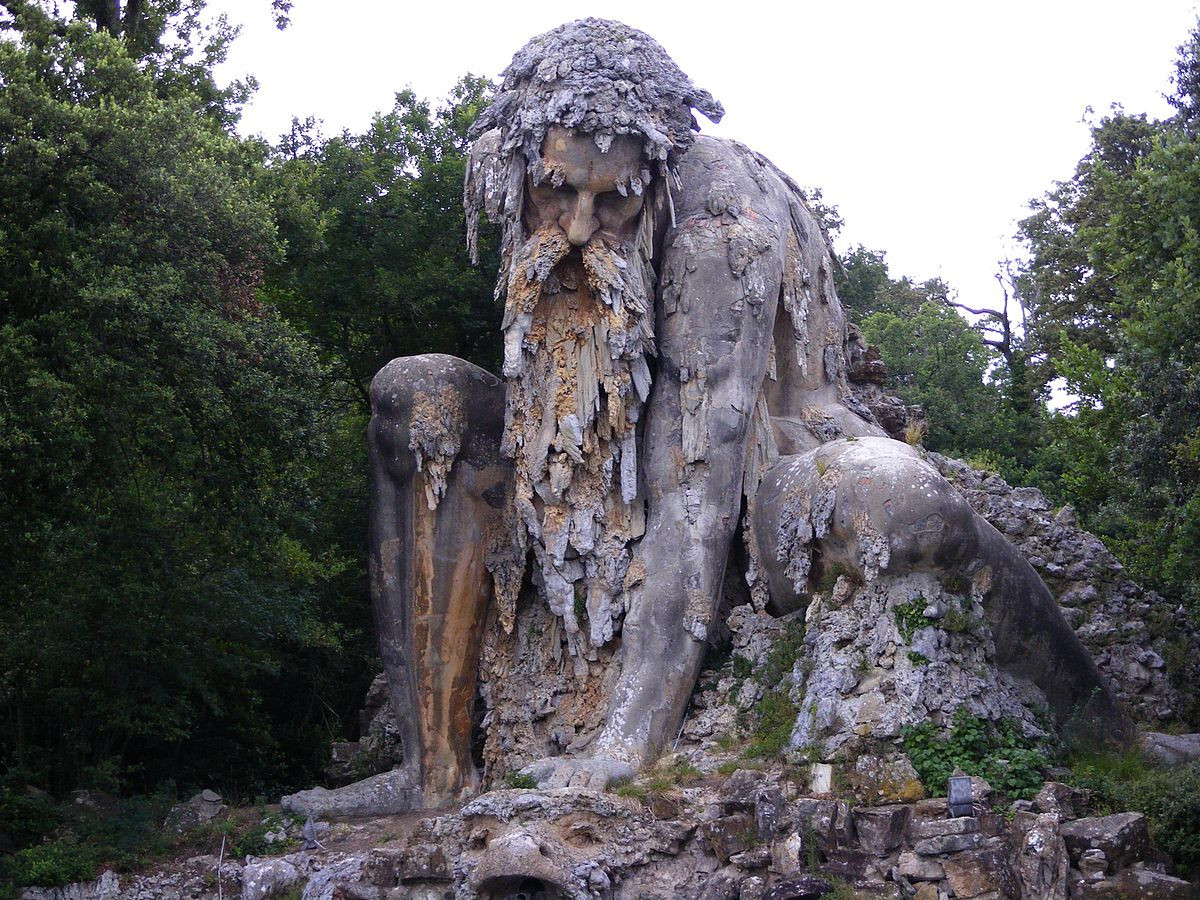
[525, 125, 647, 246]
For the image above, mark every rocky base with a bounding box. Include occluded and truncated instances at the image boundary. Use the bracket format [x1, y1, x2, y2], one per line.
[24, 770, 1196, 899]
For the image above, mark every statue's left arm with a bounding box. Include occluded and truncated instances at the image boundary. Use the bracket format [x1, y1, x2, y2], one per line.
[592, 137, 792, 766]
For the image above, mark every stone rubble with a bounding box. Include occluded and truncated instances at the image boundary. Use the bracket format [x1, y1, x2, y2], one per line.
[29, 769, 1196, 899]
[931, 454, 1200, 724]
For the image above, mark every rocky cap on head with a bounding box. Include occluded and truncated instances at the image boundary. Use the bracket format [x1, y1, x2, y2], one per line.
[466, 18, 721, 267]
[474, 17, 723, 175]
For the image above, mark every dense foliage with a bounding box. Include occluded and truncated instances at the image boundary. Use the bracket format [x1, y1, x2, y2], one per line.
[0, 0, 375, 801]
[262, 78, 502, 405]
[0, 0, 500, 827]
[1, 0, 1200, 889]
[1068, 750, 1200, 880]
[902, 709, 1048, 801]
[1014, 20, 1200, 616]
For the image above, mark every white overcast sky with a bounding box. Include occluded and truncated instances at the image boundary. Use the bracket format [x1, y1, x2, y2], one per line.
[209, 0, 1199, 313]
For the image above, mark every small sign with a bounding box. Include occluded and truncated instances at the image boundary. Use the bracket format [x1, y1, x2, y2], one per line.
[948, 775, 973, 817]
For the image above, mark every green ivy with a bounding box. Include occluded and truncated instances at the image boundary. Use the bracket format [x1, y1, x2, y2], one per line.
[893, 597, 928, 643]
[902, 708, 1047, 800]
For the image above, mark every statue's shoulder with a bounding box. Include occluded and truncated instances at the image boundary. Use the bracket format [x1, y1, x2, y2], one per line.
[681, 134, 808, 206]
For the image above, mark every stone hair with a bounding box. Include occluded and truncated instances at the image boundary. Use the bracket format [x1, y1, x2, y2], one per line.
[465, 17, 723, 272]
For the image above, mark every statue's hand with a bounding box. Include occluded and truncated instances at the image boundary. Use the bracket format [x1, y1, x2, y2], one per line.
[519, 756, 636, 791]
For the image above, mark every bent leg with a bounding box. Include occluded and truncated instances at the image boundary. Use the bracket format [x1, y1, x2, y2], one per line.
[285, 354, 515, 815]
[753, 436, 1131, 742]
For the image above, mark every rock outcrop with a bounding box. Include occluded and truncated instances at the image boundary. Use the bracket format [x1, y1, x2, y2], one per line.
[932, 454, 1200, 724]
[31, 772, 1195, 899]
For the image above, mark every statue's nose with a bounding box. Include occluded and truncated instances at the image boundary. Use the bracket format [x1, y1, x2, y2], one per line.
[562, 192, 598, 246]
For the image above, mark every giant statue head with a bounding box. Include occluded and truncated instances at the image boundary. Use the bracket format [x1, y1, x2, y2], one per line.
[463, 20, 724, 654]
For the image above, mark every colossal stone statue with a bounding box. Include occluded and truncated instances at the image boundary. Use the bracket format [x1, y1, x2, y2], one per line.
[284, 18, 1128, 817]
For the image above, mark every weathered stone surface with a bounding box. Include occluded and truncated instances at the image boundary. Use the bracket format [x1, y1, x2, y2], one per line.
[761, 874, 833, 900]
[1071, 865, 1197, 898]
[1060, 812, 1150, 872]
[1013, 812, 1070, 900]
[940, 845, 1017, 899]
[701, 814, 757, 864]
[852, 805, 910, 856]
[241, 857, 299, 900]
[913, 830, 985, 856]
[325, 674, 403, 788]
[794, 799, 837, 845]
[728, 847, 771, 870]
[1034, 781, 1088, 820]
[281, 769, 419, 819]
[934, 454, 1200, 724]
[323, 16, 1137, 823]
[697, 867, 744, 900]
[897, 850, 944, 882]
[20, 871, 121, 900]
[1079, 848, 1109, 881]
[915, 815, 979, 840]
[1141, 732, 1200, 767]
[162, 791, 224, 833]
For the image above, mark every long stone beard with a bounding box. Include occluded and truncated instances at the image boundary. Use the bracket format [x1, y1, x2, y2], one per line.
[501, 223, 656, 658]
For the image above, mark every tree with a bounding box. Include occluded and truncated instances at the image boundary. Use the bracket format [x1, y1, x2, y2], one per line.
[1016, 16, 1200, 617]
[861, 302, 1026, 466]
[262, 77, 503, 407]
[0, 3, 368, 796]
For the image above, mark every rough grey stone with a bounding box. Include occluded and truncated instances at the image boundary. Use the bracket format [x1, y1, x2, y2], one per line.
[1013, 812, 1069, 900]
[897, 850, 944, 882]
[1060, 812, 1150, 873]
[913, 831, 985, 856]
[1141, 732, 1200, 767]
[241, 858, 299, 900]
[852, 805, 910, 856]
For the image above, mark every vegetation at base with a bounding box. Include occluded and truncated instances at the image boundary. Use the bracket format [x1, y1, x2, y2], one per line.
[892, 598, 928, 644]
[1067, 751, 1200, 880]
[502, 772, 537, 790]
[743, 692, 801, 759]
[901, 708, 1048, 800]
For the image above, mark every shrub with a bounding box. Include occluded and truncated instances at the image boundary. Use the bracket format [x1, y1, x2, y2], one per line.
[902, 709, 1047, 800]
[1, 839, 98, 888]
[744, 691, 799, 759]
[1068, 751, 1200, 880]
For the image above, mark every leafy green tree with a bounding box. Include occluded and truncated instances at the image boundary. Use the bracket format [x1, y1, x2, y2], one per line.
[262, 76, 502, 406]
[1016, 16, 1200, 617]
[836, 245, 951, 322]
[0, 3, 367, 796]
[861, 302, 1025, 466]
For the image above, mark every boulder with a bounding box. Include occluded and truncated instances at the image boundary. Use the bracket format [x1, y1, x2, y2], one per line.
[20, 870, 121, 900]
[1034, 781, 1088, 820]
[163, 790, 225, 833]
[914, 815, 979, 840]
[1013, 812, 1069, 900]
[1079, 848, 1109, 881]
[1060, 812, 1149, 872]
[701, 814, 757, 864]
[896, 850, 944, 882]
[697, 867, 743, 900]
[941, 845, 1018, 899]
[1070, 864, 1196, 898]
[852, 805, 911, 856]
[1141, 732, 1200, 767]
[794, 799, 837, 845]
[913, 830, 985, 856]
[241, 857, 300, 900]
